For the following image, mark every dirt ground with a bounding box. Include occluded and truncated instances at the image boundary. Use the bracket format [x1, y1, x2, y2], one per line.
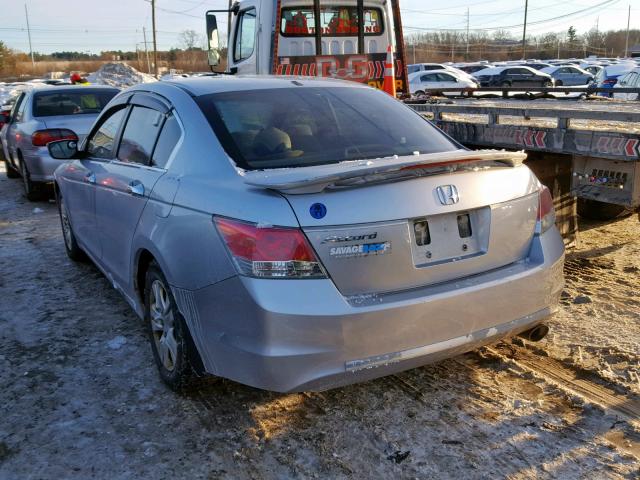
[0, 164, 639, 479]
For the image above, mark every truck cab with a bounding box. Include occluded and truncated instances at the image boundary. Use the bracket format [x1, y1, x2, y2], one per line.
[207, 0, 408, 94]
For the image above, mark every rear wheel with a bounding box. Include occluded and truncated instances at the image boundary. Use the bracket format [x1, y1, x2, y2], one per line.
[57, 190, 86, 261]
[145, 263, 203, 391]
[542, 80, 553, 87]
[4, 159, 19, 178]
[19, 156, 39, 201]
[577, 198, 627, 221]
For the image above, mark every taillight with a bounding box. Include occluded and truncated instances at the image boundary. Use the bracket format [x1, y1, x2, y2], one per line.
[32, 129, 78, 147]
[214, 217, 326, 279]
[602, 78, 617, 86]
[536, 185, 555, 234]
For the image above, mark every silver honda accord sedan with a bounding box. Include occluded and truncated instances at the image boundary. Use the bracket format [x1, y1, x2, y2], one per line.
[49, 76, 564, 392]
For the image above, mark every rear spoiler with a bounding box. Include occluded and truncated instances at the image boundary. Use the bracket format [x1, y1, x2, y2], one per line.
[243, 149, 527, 194]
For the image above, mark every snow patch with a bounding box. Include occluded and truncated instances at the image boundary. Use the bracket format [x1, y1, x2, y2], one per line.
[106, 336, 127, 350]
[88, 62, 157, 88]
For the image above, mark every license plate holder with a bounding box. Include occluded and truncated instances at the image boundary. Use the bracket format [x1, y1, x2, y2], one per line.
[410, 208, 489, 267]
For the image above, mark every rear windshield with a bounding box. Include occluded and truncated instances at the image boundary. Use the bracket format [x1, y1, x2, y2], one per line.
[33, 90, 117, 117]
[197, 86, 458, 170]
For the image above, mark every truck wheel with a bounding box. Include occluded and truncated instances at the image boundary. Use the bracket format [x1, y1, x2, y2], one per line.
[4, 159, 19, 178]
[145, 262, 203, 391]
[577, 198, 627, 221]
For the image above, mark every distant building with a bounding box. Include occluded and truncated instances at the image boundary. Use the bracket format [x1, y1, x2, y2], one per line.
[631, 44, 640, 58]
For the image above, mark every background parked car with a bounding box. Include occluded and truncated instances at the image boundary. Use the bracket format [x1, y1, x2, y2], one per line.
[515, 62, 552, 70]
[409, 70, 478, 96]
[540, 65, 594, 85]
[456, 63, 494, 74]
[407, 63, 477, 83]
[592, 63, 637, 96]
[582, 64, 604, 77]
[613, 67, 640, 100]
[474, 66, 554, 88]
[2, 85, 118, 199]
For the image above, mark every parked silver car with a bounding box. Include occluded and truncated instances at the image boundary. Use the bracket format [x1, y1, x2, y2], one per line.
[2, 85, 118, 199]
[49, 77, 565, 392]
[539, 65, 594, 86]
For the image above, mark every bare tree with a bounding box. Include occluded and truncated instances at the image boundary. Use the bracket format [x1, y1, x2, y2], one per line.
[179, 29, 202, 51]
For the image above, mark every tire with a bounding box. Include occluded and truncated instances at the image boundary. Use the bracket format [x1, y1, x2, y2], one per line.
[145, 262, 203, 391]
[577, 198, 627, 221]
[4, 159, 19, 178]
[57, 189, 86, 262]
[555, 80, 563, 86]
[542, 80, 553, 87]
[415, 90, 425, 96]
[19, 156, 40, 201]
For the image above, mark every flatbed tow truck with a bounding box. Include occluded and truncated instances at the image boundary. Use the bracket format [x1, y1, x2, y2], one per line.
[204, 1, 640, 244]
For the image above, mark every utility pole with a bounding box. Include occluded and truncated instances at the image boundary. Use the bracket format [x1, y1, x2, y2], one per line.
[624, 4, 631, 57]
[151, 0, 158, 78]
[143, 27, 151, 74]
[24, 4, 35, 70]
[465, 8, 470, 61]
[521, 0, 528, 59]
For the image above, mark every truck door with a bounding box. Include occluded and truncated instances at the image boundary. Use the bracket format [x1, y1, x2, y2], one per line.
[228, 2, 259, 75]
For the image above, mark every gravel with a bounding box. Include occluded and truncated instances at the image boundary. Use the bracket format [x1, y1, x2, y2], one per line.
[0, 165, 638, 479]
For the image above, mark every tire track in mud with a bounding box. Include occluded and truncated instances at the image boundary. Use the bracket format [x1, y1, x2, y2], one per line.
[486, 343, 640, 423]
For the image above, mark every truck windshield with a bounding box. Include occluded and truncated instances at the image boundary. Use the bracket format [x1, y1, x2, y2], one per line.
[197, 86, 459, 170]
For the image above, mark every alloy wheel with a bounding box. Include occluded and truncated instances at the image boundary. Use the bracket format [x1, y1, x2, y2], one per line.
[149, 279, 178, 372]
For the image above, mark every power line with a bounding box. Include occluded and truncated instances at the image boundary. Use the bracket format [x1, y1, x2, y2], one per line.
[404, 0, 619, 32]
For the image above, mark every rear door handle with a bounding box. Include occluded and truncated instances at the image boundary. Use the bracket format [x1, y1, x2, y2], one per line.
[85, 172, 96, 184]
[128, 180, 144, 196]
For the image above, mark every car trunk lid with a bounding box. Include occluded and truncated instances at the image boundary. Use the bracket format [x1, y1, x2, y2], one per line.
[244, 150, 540, 296]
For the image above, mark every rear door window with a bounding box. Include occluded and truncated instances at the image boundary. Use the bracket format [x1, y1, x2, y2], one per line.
[117, 106, 164, 165]
[87, 107, 127, 159]
[151, 114, 182, 168]
[13, 93, 28, 122]
[33, 90, 117, 117]
[437, 73, 456, 82]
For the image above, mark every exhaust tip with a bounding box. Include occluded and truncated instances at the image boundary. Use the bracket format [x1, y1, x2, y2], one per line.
[519, 324, 549, 342]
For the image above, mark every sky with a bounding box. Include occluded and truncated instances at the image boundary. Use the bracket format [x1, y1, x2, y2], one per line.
[0, 0, 636, 55]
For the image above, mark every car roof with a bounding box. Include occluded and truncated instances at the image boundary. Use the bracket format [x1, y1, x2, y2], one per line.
[159, 75, 368, 96]
[29, 85, 120, 94]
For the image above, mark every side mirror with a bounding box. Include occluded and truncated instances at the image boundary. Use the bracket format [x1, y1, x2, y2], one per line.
[48, 139, 78, 160]
[206, 12, 221, 67]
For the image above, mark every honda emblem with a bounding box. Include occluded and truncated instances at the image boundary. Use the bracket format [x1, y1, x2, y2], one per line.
[436, 185, 459, 205]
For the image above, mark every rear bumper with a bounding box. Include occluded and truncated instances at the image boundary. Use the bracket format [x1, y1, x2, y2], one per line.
[174, 228, 565, 392]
